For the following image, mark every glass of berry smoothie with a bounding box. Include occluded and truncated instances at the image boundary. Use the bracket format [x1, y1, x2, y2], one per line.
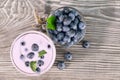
[10, 31, 56, 76]
[47, 7, 86, 48]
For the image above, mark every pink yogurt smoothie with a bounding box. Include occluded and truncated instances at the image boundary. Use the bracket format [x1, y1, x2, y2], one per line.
[10, 31, 56, 76]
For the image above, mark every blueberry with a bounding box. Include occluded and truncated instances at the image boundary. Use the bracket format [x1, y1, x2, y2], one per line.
[27, 52, 35, 59]
[38, 60, 44, 66]
[71, 9, 79, 16]
[48, 44, 51, 48]
[63, 26, 70, 32]
[63, 15, 68, 19]
[31, 43, 39, 51]
[52, 35, 58, 42]
[67, 38, 71, 43]
[69, 13, 75, 21]
[63, 35, 70, 43]
[67, 30, 76, 37]
[82, 40, 90, 48]
[58, 15, 64, 22]
[78, 21, 86, 30]
[41, 56, 44, 59]
[25, 48, 28, 52]
[54, 10, 62, 17]
[36, 67, 41, 72]
[76, 15, 81, 21]
[70, 22, 77, 30]
[64, 52, 72, 61]
[63, 7, 70, 14]
[71, 37, 78, 43]
[57, 32, 64, 41]
[56, 19, 62, 24]
[57, 27, 62, 32]
[48, 30, 53, 34]
[57, 61, 66, 70]
[74, 18, 79, 25]
[52, 30, 58, 35]
[21, 41, 25, 46]
[66, 41, 74, 48]
[59, 41, 66, 45]
[56, 24, 62, 32]
[20, 54, 25, 60]
[74, 32, 82, 40]
[25, 61, 29, 67]
[56, 23, 62, 28]
[63, 17, 72, 26]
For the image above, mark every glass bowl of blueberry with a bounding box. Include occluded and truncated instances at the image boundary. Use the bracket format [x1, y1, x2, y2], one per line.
[47, 7, 86, 48]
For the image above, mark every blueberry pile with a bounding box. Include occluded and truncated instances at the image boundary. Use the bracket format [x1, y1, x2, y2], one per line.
[20, 41, 50, 73]
[48, 7, 86, 48]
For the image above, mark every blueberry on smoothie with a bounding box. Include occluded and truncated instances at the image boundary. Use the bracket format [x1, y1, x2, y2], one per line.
[27, 52, 35, 59]
[21, 41, 25, 46]
[38, 60, 44, 66]
[25, 61, 29, 67]
[41, 56, 44, 59]
[36, 67, 41, 72]
[31, 43, 39, 51]
[25, 48, 28, 52]
[63, 26, 70, 32]
[20, 54, 25, 60]
[48, 44, 51, 48]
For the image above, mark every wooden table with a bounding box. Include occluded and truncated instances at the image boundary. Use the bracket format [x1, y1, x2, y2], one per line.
[0, 0, 120, 80]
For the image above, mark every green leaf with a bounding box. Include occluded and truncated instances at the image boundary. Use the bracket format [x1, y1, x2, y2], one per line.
[30, 61, 37, 72]
[38, 50, 47, 57]
[47, 15, 56, 30]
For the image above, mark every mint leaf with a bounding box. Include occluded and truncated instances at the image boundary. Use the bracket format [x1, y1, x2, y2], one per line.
[47, 15, 56, 30]
[30, 61, 37, 72]
[38, 50, 47, 57]
[47, 22, 56, 30]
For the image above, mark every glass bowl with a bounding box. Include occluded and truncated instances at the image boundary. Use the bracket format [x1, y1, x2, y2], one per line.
[47, 7, 86, 48]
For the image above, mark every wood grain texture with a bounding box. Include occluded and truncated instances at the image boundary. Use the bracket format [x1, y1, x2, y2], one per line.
[0, 0, 120, 80]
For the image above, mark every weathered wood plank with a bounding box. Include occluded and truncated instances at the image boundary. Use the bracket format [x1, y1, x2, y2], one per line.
[0, 0, 120, 80]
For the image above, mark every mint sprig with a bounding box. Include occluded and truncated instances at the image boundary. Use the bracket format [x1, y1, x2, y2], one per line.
[38, 50, 47, 57]
[46, 15, 56, 30]
[30, 61, 37, 72]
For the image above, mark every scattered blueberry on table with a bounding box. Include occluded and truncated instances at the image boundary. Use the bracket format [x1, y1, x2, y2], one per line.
[64, 52, 72, 61]
[82, 40, 90, 48]
[57, 61, 66, 70]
